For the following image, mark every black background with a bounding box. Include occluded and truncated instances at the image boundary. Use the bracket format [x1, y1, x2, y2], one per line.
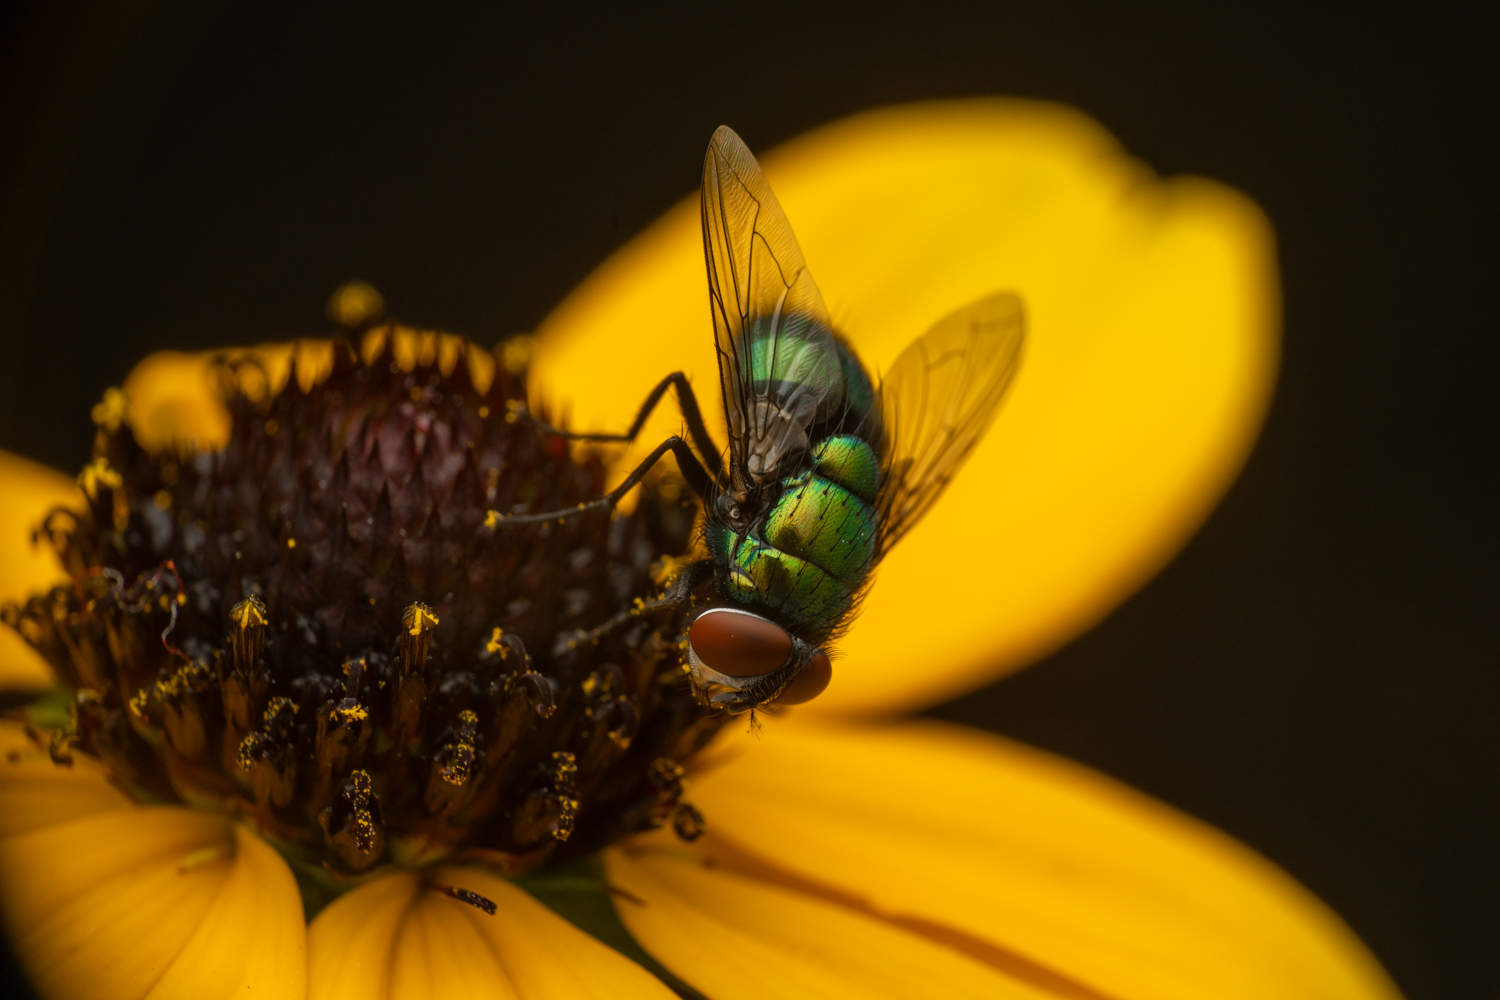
[0, 3, 1493, 998]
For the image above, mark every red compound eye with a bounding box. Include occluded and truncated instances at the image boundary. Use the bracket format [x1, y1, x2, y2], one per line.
[689, 608, 792, 677]
[775, 649, 832, 706]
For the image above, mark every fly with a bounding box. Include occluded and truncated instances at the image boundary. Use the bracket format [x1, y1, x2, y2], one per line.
[489, 126, 1025, 714]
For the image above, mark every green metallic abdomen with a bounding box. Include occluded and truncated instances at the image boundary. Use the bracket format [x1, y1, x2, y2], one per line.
[810, 434, 879, 503]
[764, 473, 876, 585]
[721, 536, 855, 630]
[710, 435, 880, 632]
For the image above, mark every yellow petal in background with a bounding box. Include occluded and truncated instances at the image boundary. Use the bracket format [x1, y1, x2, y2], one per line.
[117, 331, 496, 457]
[0, 451, 83, 692]
[120, 344, 301, 454]
[614, 718, 1399, 1000]
[309, 867, 677, 1000]
[0, 806, 306, 1000]
[530, 99, 1280, 713]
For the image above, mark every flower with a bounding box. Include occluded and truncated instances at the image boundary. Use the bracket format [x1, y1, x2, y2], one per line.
[0, 100, 1399, 999]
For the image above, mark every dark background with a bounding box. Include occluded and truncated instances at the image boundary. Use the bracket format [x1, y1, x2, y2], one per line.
[0, 3, 1493, 998]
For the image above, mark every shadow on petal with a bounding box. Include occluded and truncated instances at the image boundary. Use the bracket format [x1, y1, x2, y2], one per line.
[308, 866, 677, 1000]
[608, 717, 1401, 1000]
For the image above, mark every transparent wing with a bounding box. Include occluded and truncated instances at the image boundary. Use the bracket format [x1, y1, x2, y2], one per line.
[874, 292, 1025, 557]
[701, 126, 844, 495]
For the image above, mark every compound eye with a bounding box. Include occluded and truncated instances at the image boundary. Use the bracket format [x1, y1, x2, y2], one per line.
[689, 608, 792, 677]
[775, 649, 832, 706]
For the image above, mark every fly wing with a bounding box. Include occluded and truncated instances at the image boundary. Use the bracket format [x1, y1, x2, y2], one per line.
[874, 292, 1025, 558]
[701, 126, 844, 494]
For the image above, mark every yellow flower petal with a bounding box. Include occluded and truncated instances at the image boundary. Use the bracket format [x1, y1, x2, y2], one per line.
[117, 331, 496, 456]
[0, 721, 130, 838]
[608, 846, 1054, 999]
[145, 824, 307, 1000]
[530, 99, 1279, 713]
[609, 718, 1398, 1000]
[0, 451, 82, 692]
[309, 866, 677, 1000]
[0, 806, 306, 1000]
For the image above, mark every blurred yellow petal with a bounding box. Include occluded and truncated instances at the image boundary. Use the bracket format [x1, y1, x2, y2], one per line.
[145, 824, 307, 1000]
[121, 345, 292, 454]
[0, 452, 81, 692]
[530, 99, 1279, 713]
[118, 330, 497, 456]
[0, 805, 305, 1000]
[610, 718, 1397, 1000]
[0, 721, 130, 838]
[309, 866, 677, 1000]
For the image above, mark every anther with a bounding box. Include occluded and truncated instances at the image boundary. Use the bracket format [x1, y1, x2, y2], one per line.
[156, 660, 216, 760]
[232, 599, 271, 659]
[237, 730, 296, 807]
[549, 751, 579, 842]
[47, 728, 74, 768]
[263, 696, 298, 741]
[400, 603, 439, 678]
[649, 758, 686, 799]
[319, 768, 386, 872]
[425, 710, 483, 816]
[672, 803, 705, 842]
[316, 658, 372, 777]
[221, 596, 270, 736]
[442, 885, 498, 915]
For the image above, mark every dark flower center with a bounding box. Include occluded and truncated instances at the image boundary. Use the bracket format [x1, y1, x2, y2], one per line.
[4, 326, 720, 886]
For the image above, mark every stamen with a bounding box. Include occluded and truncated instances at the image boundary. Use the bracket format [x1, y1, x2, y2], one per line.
[319, 768, 385, 872]
[672, 803, 706, 842]
[394, 605, 438, 742]
[549, 751, 579, 843]
[8, 327, 724, 881]
[439, 884, 498, 915]
[229, 596, 268, 674]
[400, 603, 439, 677]
[315, 659, 372, 778]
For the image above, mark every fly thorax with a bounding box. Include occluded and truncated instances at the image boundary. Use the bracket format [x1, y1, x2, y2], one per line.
[745, 399, 810, 480]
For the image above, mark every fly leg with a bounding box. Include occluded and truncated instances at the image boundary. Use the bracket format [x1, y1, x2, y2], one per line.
[549, 372, 723, 481]
[485, 435, 711, 527]
[557, 558, 710, 649]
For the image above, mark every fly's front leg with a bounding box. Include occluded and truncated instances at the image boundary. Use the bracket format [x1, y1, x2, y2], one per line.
[550, 372, 723, 481]
[485, 435, 712, 527]
[557, 558, 710, 649]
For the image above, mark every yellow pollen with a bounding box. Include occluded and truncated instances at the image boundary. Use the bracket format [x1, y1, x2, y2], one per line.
[407, 605, 439, 635]
[410, 386, 424, 403]
[153, 490, 173, 510]
[327, 280, 385, 327]
[478, 405, 490, 418]
[486, 627, 509, 658]
[484, 510, 500, 529]
[231, 596, 268, 629]
[286, 537, 297, 549]
[90, 387, 128, 433]
[177, 843, 232, 873]
[501, 335, 532, 375]
[76, 458, 122, 500]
